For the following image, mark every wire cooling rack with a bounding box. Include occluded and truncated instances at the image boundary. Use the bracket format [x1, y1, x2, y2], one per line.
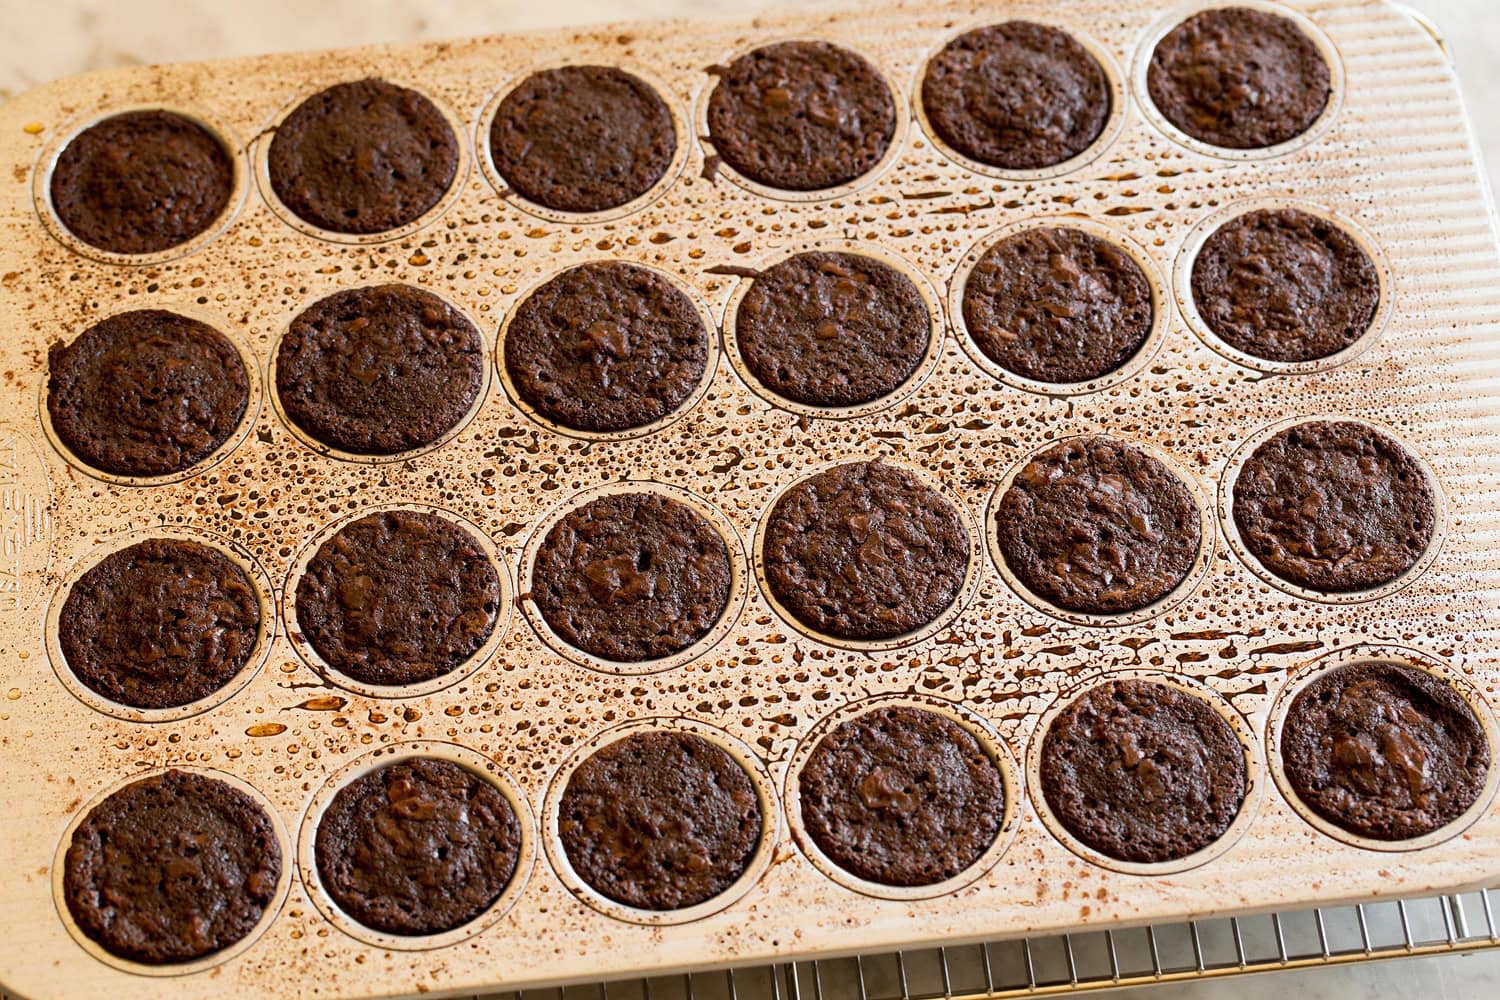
[476, 886, 1500, 1000]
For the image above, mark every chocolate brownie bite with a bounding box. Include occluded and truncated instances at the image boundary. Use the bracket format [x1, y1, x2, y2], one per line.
[1281, 661, 1490, 840]
[276, 284, 483, 455]
[316, 758, 521, 935]
[763, 461, 969, 640]
[559, 731, 762, 910]
[707, 40, 896, 191]
[1148, 7, 1331, 149]
[504, 262, 707, 433]
[268, 78, 458, 234]
[50, 109, 234, 255]
[489, 66, 677, 214]
[1232, 420, 1436, 592]
[995, 437, 1201, 615]
[63, 769, 281, 964]
[295, 510, 501, 687]
[800, 706, 1004, 886]
[58, 538, 261, 710]
[531, 492, 731, 662]
[921, 22, 1111, 170]
[736, 251, 930, 408]
[1041, 680, 1247, 863]
[1192, 208, 1379, 363]
[962, 227, 1153, 384]
[48, 309, 249, 477]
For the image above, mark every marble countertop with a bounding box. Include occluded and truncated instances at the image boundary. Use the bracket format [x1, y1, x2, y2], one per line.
[1, 1, 1496, 998]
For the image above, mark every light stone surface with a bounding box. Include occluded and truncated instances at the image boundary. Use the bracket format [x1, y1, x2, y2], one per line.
[0, 0, 1495, 997]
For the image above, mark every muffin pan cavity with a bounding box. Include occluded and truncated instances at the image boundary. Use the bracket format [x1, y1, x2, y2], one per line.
[1265, 646, 1500, 853]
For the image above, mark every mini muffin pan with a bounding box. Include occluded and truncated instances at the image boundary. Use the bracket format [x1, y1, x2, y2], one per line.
[2, 1, 1500, 997]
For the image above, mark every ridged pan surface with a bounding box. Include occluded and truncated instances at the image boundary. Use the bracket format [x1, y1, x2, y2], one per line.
[0, 1, 1497, 997]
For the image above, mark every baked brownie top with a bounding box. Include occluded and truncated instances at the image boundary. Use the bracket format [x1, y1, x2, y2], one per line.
[1041, 679, 1247, 863]
[735, 251, 930, 408]
[921, 21, 1111, 170]
[50, 109, 233, 255]
[531, 492, 731, 662]
[962, 226, 1153, 384]
[995, 436, 1201, 615]
[707, 40, 896, 191]
[799, 705, 1005, 886]
[268, 78, 458, 234]
[275, 283, 484, 455]
[1232, 420, 1436, 592]
[59, 537, 261, 710]
[316, 758, 521, 935]
[559, 730, 762, 910]
[295, 510, 501, 687]
[763, 460, 968, 640]
[1282, 661, 1490, 841]
[48, 309, 249, 477]
[1192, 207, 1379, 363]
[1148, 7, 1331, 149]
[63, 769, 281, 965]
[488, 66, 677, 214]
[504, 261, 707, 433]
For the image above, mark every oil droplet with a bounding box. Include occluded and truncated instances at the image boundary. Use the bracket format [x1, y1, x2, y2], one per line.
[246, 723, 287, 737]
[402, 707, 421, 723]
[444, 705, 463, 717]
[22, 122, 43, 135]
[295, 695, 347, 711]
[5, 688, 19, 700]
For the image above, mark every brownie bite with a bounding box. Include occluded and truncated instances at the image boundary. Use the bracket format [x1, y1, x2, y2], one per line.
[736, 251, 930, 408]
[295, 510, 501, 687]
[763, 461, 968, 640]
[1041, 679, 1247, 863]
[1148, 7, 1331, 149]
[995, 437, 1201, 615]
[531, 492, 731, 662]
[962, 226, 1153, 384]
[316, 758, 521, 935]
[63, 769, 281, 964]
[48, 309, 249, 477]
[268, 78, 458, 234]
[504, 262, 707, 433]
[921, 21, 1110, 170]
[58, 538, 260, 710]
[1281, 661, 1490, 840]
[50, 109, 233, 255]
[275, 284, 483, 455]
[489, 66, 676, 213]
[1232, 420, 1435, 592]
[1192, 208, 1379, 363]
[559, 731, 762, 910]
[799, 706, 1004, 886]
[707, 40, 896, 191]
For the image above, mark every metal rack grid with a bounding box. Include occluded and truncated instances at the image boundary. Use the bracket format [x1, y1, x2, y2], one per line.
[480, 887, 1500, 1000]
